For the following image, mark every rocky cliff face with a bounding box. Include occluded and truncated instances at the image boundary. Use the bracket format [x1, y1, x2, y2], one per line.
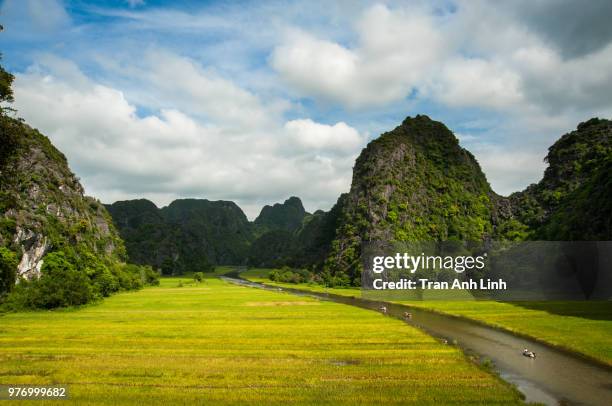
[0, 116, 125, 281]
[509, 118, 612, 240]
[317, 116, 612, 283]
[322, 115, 500, 282]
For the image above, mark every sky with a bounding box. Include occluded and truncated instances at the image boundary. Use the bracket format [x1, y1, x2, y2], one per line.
[1, 0, 611, 219]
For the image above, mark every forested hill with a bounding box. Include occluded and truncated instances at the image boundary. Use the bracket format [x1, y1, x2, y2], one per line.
[0, 58, 158, 310]
[105, 199, 253, 274]
[0, 116, 125, 281]
[253, 196, 307, 234]
[509, 118, 612, 240]
[0, 115, 158, 309]
[106, 116, 611, 283]
[320, 116, 612, 284]
[107, 194, 340, 273]
[320, 115, 503, 284]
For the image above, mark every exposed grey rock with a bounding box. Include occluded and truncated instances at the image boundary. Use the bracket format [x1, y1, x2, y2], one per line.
[14, 227, 49, 280]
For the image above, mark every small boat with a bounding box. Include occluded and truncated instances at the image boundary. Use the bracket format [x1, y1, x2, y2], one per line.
[522, 348, 536, 358]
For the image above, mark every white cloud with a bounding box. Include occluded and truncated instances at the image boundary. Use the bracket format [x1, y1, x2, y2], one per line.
[271, 4, 446, 108]
[429, 58, 524, 110]
[470, 145, 547, 196]
[285, 119, 364, 153]
[137, 50, 283, 130]
[6, 0, 612, 210]
[12, 55, 364, 218]
[272, 2, 612, 118]
[271, 32, 361, 104]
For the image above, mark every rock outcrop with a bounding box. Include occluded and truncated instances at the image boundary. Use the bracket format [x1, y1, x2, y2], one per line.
[0, 116, 125, 282]
[321, 115, 500, 282]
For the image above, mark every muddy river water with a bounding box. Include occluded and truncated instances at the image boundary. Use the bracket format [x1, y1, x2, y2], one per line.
[221, 276, 612, 406]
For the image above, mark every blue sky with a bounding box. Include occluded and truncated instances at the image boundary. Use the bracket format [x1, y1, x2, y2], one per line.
[2, 0, 612, 218]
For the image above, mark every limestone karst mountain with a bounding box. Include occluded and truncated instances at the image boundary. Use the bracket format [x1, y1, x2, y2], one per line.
[319, 115, 611, 284]
[0, 116, 125, 283]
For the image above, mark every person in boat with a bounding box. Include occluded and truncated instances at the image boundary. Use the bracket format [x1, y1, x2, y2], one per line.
[522, 348, 536, 358]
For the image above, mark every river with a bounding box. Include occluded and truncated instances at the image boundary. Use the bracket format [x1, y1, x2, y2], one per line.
[221, 276, 612, 406]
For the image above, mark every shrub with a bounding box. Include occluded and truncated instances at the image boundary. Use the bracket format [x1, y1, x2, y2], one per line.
[0, 247, 17, 296]
[269, 267, 313, 284]
[141, 265, 160, 286]
[112, 263, 143, 290]
[25, 252, 95, 309]
[0, 217, 16, 239]
[93, 266, 120, 297]
[1, 248, 160, 311]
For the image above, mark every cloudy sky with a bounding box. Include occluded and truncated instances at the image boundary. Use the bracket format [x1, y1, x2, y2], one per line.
[1, 0, 611, 218]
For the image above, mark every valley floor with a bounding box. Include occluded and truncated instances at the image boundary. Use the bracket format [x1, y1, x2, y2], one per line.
[242, 269, 612, 367]
[0, 276, 522, 405]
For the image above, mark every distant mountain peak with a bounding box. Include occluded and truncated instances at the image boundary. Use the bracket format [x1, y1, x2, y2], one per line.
[285, 196, 304, 207]
[254, 196, 307, 233]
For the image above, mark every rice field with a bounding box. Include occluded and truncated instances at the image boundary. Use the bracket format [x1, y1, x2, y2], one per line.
[242, 268, 612, 367]
[0, 276, 523, 405]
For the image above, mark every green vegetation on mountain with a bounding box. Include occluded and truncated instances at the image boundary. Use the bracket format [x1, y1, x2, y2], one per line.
[247, 196, 344, 268]
[306, 115, 611, 287]
[247, 195, 346, 269]
[106, 198, 253, 274]
[108, 194, 341, 273]
[246, 196, 308, 267]
[0, 53, 14, 109]
[247, 229, 297, 267]
[0, 246, 17, 295]
[0, 60, 157, 310]
[320, 116, 499, 285]
[105, 116, 611, 288]
[510, 118, 612, 240]
[164, 199, 253, 264]
[253, 196, 307, 234]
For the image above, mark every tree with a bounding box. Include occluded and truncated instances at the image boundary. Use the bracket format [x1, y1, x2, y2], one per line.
[0, 54, 14, 108]
[0, 54, 19, 168]
[29, 251, 95, 308]
[0, 247, 17, 296]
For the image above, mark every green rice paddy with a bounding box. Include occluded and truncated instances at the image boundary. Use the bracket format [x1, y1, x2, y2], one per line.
[0, 275, 523, 405]
[242, 268, 612, 367]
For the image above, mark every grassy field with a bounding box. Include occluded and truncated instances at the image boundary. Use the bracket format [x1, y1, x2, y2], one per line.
[0, 275, 523, 405]
[241, 269, 612, 367]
